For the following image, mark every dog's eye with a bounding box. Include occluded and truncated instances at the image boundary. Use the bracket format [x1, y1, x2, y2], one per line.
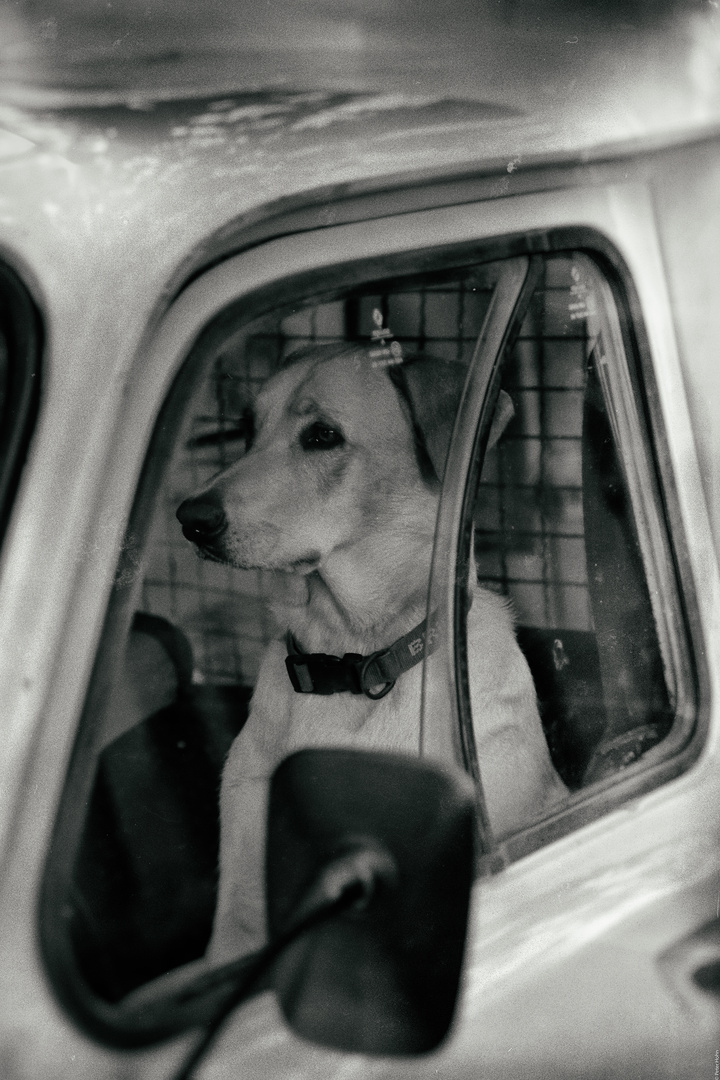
[299, 421, 345, 451]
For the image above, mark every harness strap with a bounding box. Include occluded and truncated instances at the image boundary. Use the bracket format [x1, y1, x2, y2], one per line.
[285, 615, 436, 700]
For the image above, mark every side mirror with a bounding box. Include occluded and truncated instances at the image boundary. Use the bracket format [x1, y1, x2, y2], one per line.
[117, 749, 476, 1075]
[267, 749, 476, 1055]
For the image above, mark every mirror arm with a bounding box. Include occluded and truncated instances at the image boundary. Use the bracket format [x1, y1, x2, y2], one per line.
[172, 845, 391, 1080]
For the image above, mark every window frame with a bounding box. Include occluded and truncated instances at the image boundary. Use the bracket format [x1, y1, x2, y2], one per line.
[424, 242, 701, 871]
[43, 243, 539, 1048]
[39, 198, 708, 1047]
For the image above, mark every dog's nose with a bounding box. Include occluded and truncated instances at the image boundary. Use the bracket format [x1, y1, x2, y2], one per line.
[176, 494, 227, 543]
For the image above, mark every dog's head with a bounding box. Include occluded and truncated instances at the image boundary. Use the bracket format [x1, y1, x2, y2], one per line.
[177, 343, 513, 589]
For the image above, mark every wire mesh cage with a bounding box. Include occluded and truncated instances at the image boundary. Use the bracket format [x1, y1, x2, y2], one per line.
[475, 257, 591, 631]
[140, 256, 592, 686]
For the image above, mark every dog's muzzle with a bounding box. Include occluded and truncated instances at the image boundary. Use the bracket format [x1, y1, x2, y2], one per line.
[176, 494, 228, 546]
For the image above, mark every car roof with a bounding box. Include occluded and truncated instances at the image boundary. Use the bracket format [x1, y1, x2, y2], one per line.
[1, 1, 719, 179]
[0, 1, 718, 330]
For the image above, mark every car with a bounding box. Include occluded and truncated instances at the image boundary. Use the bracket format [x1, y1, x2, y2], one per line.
[0, 2, 719, 1078]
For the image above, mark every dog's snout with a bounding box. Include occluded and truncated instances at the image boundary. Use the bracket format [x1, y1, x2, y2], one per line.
[176, 494, 227, 543]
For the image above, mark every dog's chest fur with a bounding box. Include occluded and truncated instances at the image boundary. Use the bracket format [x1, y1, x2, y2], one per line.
[208, 641, 424, 963]
[208, 585, 566, 964]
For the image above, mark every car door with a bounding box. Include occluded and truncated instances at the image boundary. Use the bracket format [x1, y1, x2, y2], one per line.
[18, 183, 720, 1078]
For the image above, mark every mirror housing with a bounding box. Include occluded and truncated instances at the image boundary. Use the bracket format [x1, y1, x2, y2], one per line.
[266, 749, 476, 1055]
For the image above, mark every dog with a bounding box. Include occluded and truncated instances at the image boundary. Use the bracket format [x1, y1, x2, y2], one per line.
[177, 341, 568, 963]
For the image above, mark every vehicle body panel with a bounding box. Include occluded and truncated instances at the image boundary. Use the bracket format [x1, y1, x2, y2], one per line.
[0, 4, 719, 1077]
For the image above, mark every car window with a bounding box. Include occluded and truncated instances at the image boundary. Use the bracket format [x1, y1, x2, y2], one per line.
[452, 253, 693, 855]
[0, 263, 40, 538]
[42, 242, 697, 1042]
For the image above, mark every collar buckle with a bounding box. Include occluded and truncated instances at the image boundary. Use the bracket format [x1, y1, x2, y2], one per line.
[285, 650, 364, 695]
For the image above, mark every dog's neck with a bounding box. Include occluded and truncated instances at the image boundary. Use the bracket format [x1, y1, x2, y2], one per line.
[268, 529, 434, 656]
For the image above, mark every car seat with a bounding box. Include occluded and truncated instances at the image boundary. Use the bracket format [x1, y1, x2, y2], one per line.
[71, 612, 251, 1001]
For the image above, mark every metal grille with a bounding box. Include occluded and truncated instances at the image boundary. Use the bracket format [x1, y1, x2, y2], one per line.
[475, 257, 592, 631]
[140, 257, 591, 685]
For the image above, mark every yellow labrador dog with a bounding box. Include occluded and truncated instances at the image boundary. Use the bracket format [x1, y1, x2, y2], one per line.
[177, 343, 567, 962]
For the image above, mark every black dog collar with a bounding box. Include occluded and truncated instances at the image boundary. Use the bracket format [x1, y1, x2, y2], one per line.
[285, 616, 436, 700]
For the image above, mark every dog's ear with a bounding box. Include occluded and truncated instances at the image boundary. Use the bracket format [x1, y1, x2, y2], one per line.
[488, 389, 515, 451]
[389, 357, 515, 484]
